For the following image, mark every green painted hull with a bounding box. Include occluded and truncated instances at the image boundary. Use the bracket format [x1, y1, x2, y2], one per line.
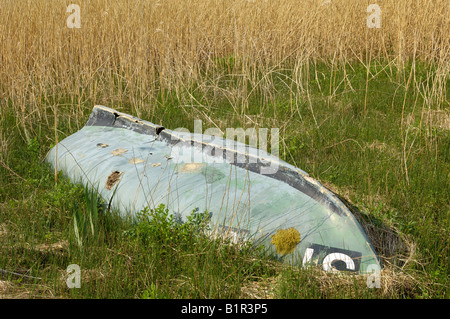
[46, 105, 381, 273]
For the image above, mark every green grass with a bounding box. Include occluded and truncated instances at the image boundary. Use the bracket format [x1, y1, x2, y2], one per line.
[0, 60, 448, 298]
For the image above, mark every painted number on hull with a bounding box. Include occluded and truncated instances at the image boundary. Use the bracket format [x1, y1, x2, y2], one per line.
[303, 243, 362, 273]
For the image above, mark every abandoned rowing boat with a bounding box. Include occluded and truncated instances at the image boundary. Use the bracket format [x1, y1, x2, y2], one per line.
[46, 105, 381, 274]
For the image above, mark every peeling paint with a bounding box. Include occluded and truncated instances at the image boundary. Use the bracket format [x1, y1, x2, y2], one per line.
[178, 163, 205, 173]
[111, 148, 128, 156]
[129, 158, 144, 165]
[105, 171, 123, 190]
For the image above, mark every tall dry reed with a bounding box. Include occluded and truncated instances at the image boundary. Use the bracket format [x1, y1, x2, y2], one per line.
[0, 0, 448, 130]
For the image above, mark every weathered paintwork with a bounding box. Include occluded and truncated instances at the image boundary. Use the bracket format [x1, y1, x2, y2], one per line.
[46, 105, 381, 273]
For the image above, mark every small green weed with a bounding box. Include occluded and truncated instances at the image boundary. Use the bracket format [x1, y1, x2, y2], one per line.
[125, 205, 211, 248]
[71, 186, 105, 248]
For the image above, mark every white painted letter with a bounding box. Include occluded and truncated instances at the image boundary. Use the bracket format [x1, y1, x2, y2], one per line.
[322, 253, 355, 272]
[302, 248, 315, 266]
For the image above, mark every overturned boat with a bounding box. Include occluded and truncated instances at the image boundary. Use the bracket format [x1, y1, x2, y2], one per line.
[46, 105, 381, 274]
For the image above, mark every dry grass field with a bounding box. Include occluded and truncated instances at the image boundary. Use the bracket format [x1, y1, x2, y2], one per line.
[1, 0, 448, 126]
